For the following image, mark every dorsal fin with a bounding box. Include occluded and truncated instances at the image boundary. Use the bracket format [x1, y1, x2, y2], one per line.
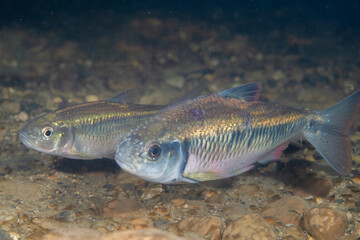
[171, 81, 207, 104]
[218, 82, 262, 101]
[108, 89, 137, 104]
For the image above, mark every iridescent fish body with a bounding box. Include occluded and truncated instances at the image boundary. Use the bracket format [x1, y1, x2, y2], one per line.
[19, 91, 163, 159]
[115, 83, 360, 183]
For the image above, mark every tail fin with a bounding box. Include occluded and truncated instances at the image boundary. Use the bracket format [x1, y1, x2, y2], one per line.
[304, 90, 360, 175]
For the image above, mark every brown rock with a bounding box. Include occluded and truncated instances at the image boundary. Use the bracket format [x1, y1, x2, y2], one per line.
[285, 226, 307, 239]
[0, 206, 17, 225]
[42, 228, 184, 240]
[303, 207, 347, 240]
[221, 204, 247, 220]
[176, 216, 222, 239]
[261, 196, 309, 226]
[141, 185, 164, 200]
[103, 199, 147, 220]
[42, 227, 103, 240]
[222, 213, 276, 240]
[102, 228, 185, 240]
[294, 178, 332, 198]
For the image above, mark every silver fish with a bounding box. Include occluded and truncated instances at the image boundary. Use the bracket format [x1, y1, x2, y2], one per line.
[115, 83, 360, 183]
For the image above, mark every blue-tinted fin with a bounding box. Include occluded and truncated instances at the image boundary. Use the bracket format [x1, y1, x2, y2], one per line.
[304, 90, 360, 175]
[218, 82, 262, 101]
[108, 89, 137, 104]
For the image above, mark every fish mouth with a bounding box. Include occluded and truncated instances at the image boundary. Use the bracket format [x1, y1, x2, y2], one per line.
[18, 131, 34, 149]
[115, 157, 136, 172]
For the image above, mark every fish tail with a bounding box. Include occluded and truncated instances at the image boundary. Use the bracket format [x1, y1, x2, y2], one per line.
[303, 90, 360, 175]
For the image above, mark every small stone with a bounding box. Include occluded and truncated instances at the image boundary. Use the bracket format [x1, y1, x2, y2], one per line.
[15, 111, 28, 122]
[41, 227, 104, 240]
[0, 207, 17, 225]
[103, 199, 145, 219]
[92, 219, 117, 232]
[85, 95, 99, 102]
[303, 207, 347, 240]
[222, 214, 276, 240]
[351, 176, 360, 184]
[166, 75, 185, 89]
[261, 196, 309, 226]
[141, 185, 164, 200]
[53, 97, 63, 104]
[103, 228, 185, 240]
[271, 70, 286, 81]
[176, 216, 222, 239]
[171, 199, 186, 208]
[54, 211, 76, 223]
[286, 226, 307, 239]
[153, 219, 169, 230]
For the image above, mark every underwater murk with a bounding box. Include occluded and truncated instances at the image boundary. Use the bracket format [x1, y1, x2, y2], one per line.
[0, 1, 359, 240]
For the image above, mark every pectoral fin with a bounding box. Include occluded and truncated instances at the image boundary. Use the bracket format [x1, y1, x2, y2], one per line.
[183, 171, 226, 181]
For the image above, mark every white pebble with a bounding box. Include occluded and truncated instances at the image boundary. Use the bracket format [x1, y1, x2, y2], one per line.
[85, 95, 99, 102]
[166, 75, 185, 89]
[15, 112, 29, 122]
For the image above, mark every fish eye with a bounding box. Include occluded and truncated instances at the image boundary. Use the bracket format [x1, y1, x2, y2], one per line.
[147, 143, 161, 161]
[42, 127, 53, 140]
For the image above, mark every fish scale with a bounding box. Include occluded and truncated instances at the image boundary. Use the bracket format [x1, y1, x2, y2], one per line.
[176, 101, 307, 180]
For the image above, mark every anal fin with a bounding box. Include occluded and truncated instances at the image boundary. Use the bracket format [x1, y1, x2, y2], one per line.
[258, 142, 289, 164]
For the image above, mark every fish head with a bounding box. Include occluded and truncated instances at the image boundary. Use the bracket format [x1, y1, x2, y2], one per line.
[19, 113, 73, 155]
[115, 120, 186, 183]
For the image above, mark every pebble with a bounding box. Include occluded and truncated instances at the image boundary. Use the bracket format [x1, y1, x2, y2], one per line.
[165, 75, 185, 89]
[102, 228, 185, 240]
[285, 225, 307, 239]
[141, 185, 164, 200]
[0, 207, 17, 225]
[271, 70, 286, 81]
[14, 111, 29, 122]
[153, 219, 169, 230]
[85, 95, 99, 102]
[42, 227, 102, 240]
[103, 199, 145, 219]
[176, 216, 222, 239]
[222, 213, 276, 240]
[54, 210, 76, 223]
[303, 207, 347, 240]
[352, 176, 360, 184]
[261, 196, 309, 226]
[53, 96, 63, 104]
